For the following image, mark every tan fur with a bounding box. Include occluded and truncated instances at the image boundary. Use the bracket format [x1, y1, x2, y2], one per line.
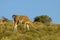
[12, 14, 35, 30]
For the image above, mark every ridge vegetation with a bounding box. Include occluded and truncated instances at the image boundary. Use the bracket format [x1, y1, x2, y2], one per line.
[0, 15, 60, 40]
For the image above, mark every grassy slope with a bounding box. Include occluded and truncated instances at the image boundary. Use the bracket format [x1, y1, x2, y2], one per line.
[0, 22, 60, 40]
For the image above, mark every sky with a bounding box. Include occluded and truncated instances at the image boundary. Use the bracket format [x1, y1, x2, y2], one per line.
[0, 0, 60, 23]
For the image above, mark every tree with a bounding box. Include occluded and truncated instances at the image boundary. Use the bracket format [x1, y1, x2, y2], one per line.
[34, 15, 52, 25]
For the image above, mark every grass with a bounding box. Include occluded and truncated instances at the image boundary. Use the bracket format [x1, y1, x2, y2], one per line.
[0, 22, 60, 40]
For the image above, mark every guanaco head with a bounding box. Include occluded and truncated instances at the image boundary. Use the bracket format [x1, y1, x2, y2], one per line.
[12, 15, 16, 19]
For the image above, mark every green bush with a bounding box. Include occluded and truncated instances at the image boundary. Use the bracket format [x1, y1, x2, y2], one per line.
[34, 15, 52, 25]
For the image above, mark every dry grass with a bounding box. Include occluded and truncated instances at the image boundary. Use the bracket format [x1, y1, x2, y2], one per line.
[0, 22, 60, 40]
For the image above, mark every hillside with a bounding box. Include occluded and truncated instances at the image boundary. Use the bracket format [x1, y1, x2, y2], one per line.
[0, 21, 60, 40]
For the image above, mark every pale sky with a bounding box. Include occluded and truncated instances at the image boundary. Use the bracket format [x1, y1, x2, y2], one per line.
[0, 0, 60, 23]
